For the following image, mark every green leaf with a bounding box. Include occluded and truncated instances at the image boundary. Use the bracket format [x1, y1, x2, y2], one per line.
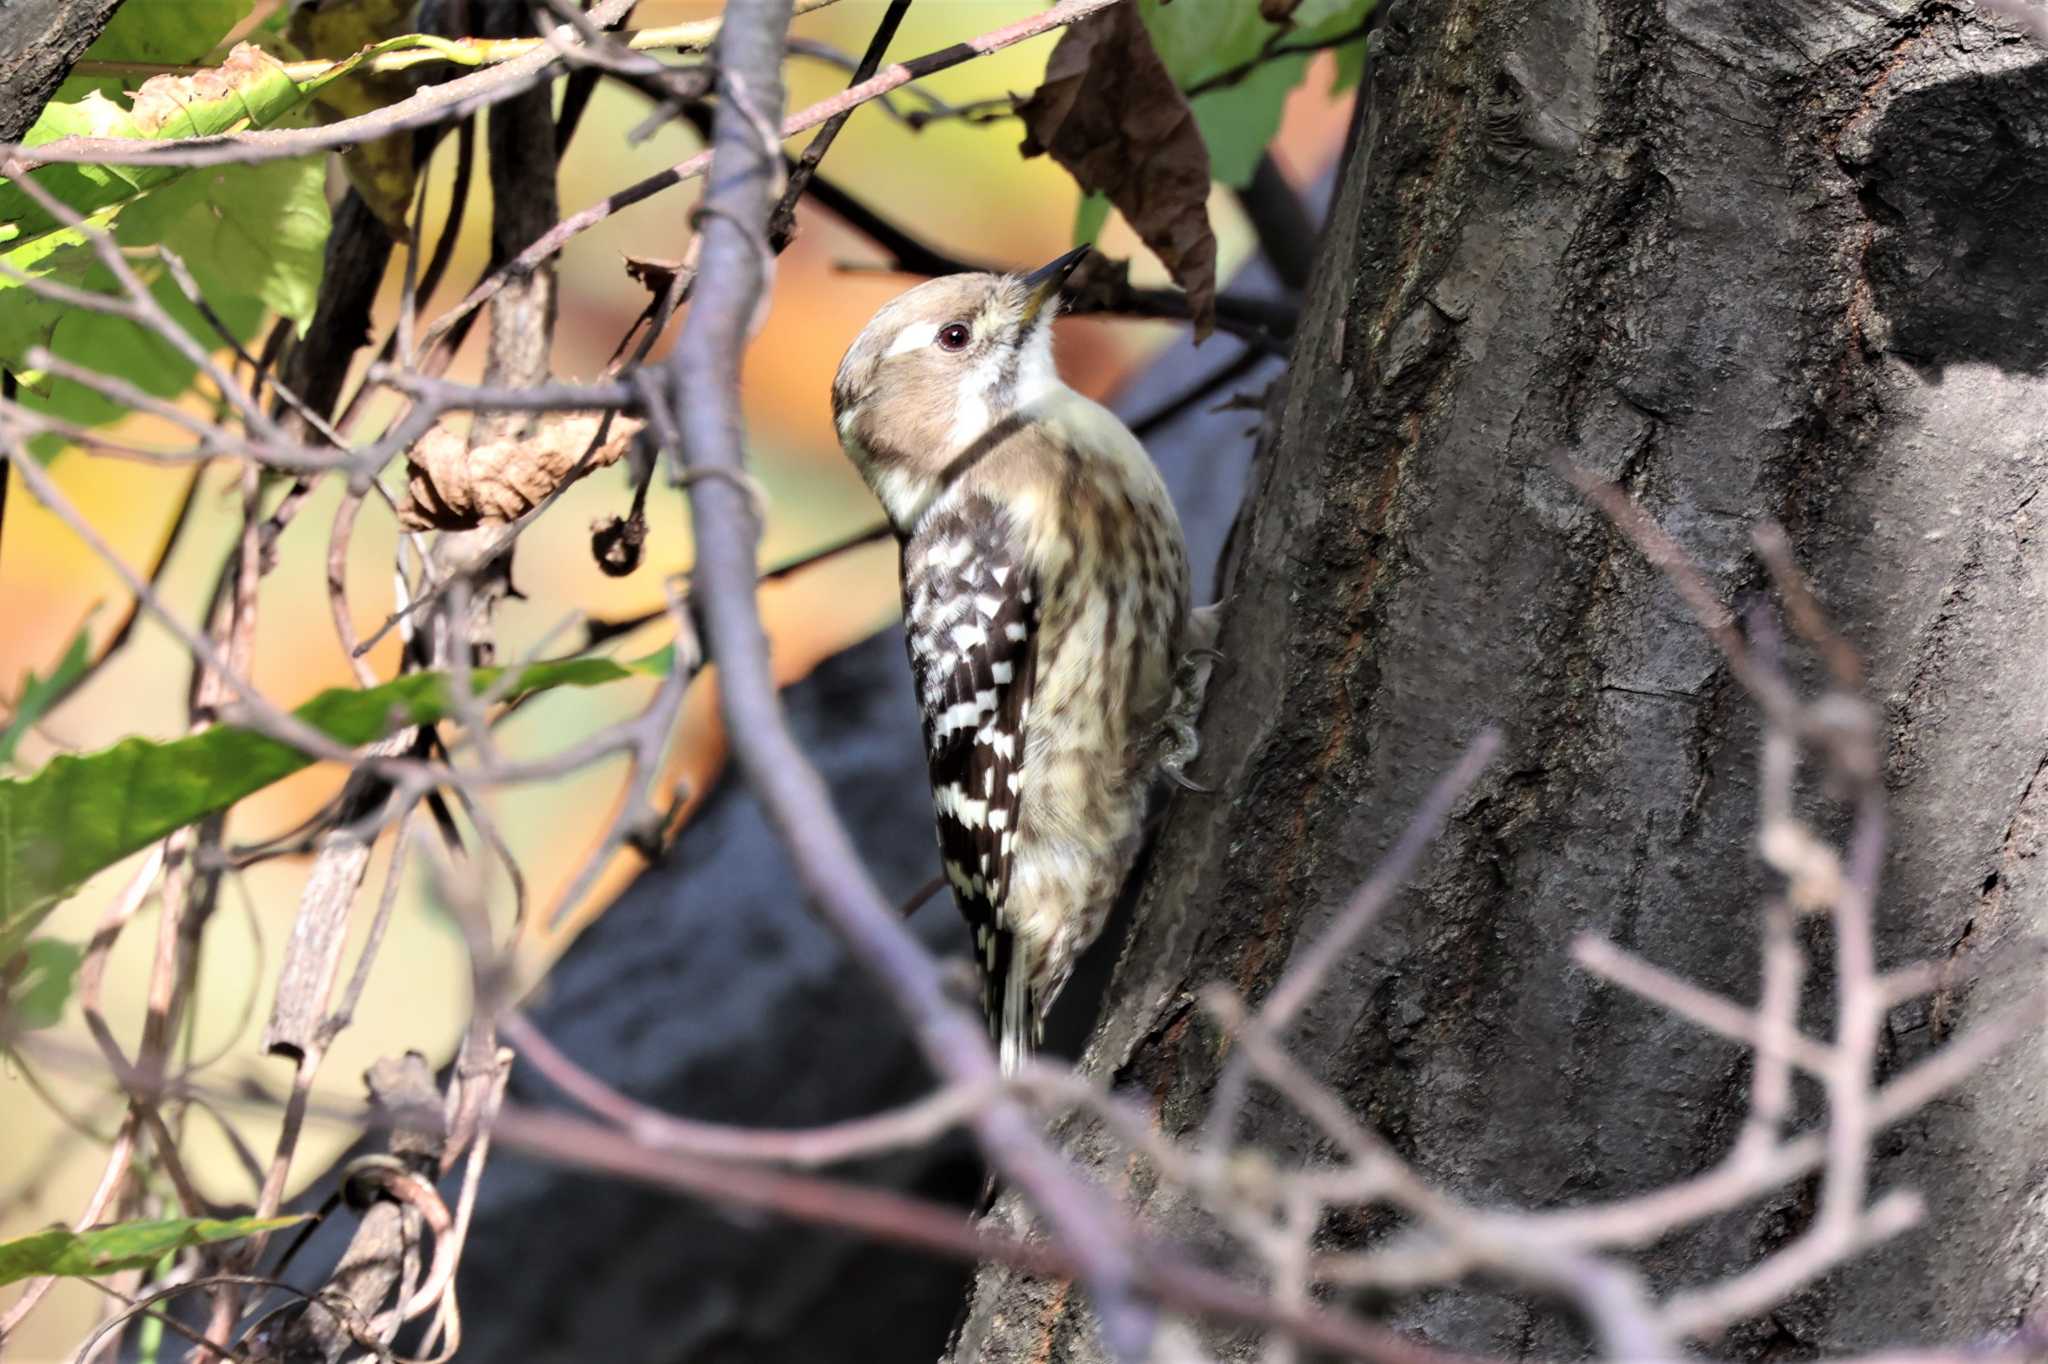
[79, 0, 257, 71]
[0, 1215, 303, 1287]
[0, 656, 663, 960]
[4, 48, 318, 252]
[1333, 38, 1367, 94]
[5, 939, 83, 1031]
[1136, 0, 1374, 189]
[1190, 56, 1309, 188]
[5, 244, 271, 462]
[120, 155, 332, 329]
[1073, 191, 1112, 247]
[1138, 0, 1272, 90]
[1, 96, 328, 456]
[0, 615, 96, 766]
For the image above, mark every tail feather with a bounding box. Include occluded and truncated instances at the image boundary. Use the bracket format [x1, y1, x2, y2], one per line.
[997, 945, 1034, 1077]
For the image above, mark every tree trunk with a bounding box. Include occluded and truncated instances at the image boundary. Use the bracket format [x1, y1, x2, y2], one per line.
[954, 2, 2048, 1359]
[0, 0, 127, 142]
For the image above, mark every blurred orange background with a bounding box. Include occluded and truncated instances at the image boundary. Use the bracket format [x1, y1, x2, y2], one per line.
[0, 2, 1352, 1354]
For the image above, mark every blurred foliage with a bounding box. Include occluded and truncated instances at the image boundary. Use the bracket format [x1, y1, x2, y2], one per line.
[0, 612, 94, 765]
[0, 1215, 304, 1287]
[0, 653, 663, 962]
[1141, 0, 1373, 185]
[2, 938, 83, 1033]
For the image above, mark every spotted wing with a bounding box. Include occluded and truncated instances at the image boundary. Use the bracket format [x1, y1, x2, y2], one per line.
[902, 498, 1038, 1025]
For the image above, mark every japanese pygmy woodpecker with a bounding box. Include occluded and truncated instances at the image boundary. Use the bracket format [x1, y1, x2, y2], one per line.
[832, 245, 1217, 1075]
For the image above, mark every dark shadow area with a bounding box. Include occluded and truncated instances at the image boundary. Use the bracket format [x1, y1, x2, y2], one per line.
[450, 632, 978, 1364]
[1853, 54, 2048, 375]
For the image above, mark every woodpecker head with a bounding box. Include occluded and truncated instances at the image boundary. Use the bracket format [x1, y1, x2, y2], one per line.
[832, 245, 1091, 530]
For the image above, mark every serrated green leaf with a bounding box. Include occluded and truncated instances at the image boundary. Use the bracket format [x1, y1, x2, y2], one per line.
[0, 1215, 303, 1287]
[0, 655, 666, 960]
[0, 614, 97, 766]
[6, 939, 83, 1031]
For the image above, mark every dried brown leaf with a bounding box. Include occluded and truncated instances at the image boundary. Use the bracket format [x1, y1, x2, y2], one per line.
[399, 413, 643, 531]
[1018, 4, 1217, 338]
[623, 254, 688, 296]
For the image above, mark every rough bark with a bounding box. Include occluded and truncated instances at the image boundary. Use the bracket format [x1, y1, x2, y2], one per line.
[953, 1, 2048, 1359]
[0, 0, 126, 143]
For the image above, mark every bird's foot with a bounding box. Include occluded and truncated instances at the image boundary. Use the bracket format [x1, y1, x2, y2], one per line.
[1158, 633, 1225, 793]
[1159, 716, 1212, 793]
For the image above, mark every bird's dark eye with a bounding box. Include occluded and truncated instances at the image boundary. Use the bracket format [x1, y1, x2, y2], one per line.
[937, 322, 972, 352]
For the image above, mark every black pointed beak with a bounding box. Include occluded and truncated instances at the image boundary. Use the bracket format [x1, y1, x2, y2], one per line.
[1020, 244, 1092, 326]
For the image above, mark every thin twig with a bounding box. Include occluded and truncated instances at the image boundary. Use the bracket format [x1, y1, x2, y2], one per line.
[411, 0, 1128, 359]
[767, 0, 914, 248]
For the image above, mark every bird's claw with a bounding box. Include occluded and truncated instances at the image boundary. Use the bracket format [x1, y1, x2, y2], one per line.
[1158, 716, 1211, 794]
[1157, 635, 1226, 794]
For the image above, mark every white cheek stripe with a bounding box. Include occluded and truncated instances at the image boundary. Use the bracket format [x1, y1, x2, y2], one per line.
[886, 321, 940, 357]
[1011, 328, 1060, 409]
[950, 391, 991, 449]
[949, 348, 1007, 448]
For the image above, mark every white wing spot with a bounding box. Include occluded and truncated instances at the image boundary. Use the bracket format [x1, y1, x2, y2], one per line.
[935, 700, 981, 737]
[1004, 622, 1029, 642]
